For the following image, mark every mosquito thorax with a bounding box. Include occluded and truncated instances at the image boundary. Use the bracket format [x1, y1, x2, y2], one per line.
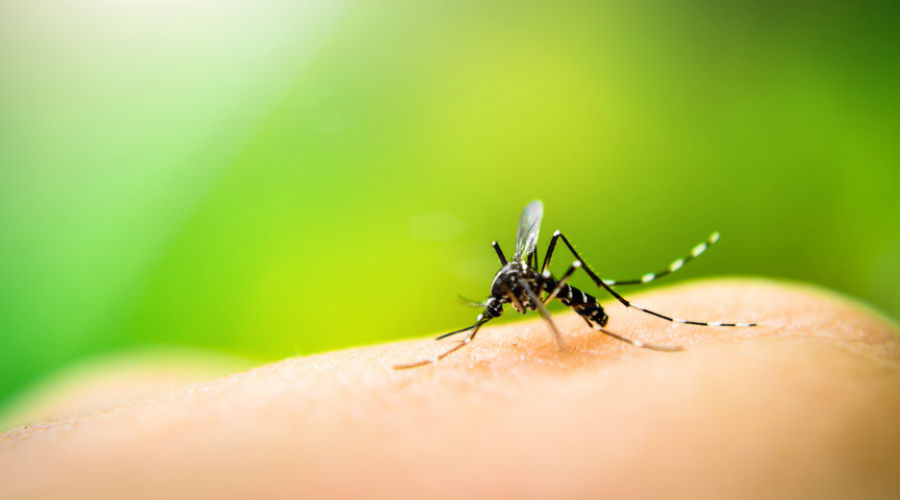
[489, 261, 541, 313]
[489, 261, 522, 295]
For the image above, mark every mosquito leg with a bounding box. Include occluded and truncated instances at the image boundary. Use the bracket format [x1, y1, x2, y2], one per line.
[492, 241, 508, 265]
[601, 232, 720, 286]
[434, 320, 482, 340]
[394, 322, 485, 369]
[540, 231, 561, 273]
[578, 316, 682, 352]
[550, 231, 757, 328]
[541, 260, 582, 305]
[517, 278, 566, 350]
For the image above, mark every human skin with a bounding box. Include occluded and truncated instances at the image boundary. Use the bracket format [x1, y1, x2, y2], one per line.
[0, 279, 897, 499]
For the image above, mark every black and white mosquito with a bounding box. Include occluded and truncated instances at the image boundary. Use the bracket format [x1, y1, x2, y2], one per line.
[394, 200, 757, 369]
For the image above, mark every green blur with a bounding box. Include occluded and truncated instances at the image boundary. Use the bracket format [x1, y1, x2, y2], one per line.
[0, 1, 897, 409]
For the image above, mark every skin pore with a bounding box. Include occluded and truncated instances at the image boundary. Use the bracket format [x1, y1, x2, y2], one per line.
[1, 279, 898, 499]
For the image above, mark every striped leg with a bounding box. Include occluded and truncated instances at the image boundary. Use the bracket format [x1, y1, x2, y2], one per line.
[602, 232, 720, 286]
[543, 231, 757, 328]
[579, 316, 682, 352]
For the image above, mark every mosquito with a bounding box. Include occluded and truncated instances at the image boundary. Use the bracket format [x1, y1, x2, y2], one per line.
[394, 200, 757, 369]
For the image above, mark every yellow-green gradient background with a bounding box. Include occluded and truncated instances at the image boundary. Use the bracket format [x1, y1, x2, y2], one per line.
[0, 1, 897, 411]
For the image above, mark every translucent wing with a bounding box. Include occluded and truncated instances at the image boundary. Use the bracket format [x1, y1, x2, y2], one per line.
[513, 200, 543, 262]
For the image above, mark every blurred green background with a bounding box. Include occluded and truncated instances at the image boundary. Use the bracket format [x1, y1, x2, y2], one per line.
[0, 1, 897, 414]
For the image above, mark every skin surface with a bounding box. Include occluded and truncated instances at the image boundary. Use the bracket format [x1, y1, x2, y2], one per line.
[1, 279, 898, 499]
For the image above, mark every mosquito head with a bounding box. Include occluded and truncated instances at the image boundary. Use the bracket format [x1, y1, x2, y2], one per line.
[483, 296, 503, 319]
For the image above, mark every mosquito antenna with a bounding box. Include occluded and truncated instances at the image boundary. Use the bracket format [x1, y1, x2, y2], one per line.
[456, 293, 486, 308]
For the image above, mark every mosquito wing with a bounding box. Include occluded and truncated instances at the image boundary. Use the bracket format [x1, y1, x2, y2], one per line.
[513, 200, 543, 262]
